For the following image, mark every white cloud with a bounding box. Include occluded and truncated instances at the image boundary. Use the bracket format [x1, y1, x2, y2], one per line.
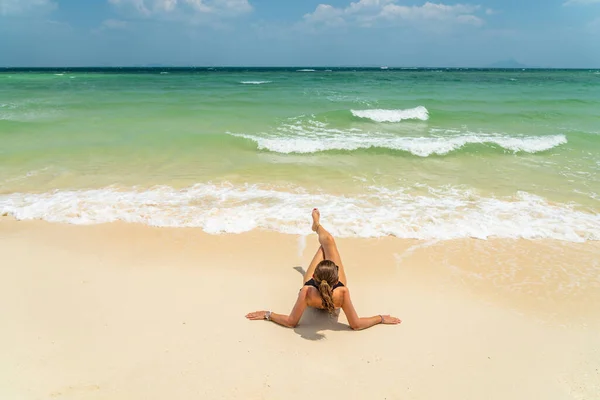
[0, 0, 56, 16]
[306, 4, 346, 27]
[304, 1, 485, 28]
[108, 0, 252, 19]
[564, 0, 600, 5]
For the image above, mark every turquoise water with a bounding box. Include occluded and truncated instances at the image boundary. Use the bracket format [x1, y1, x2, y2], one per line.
[1, 68, 599, 240]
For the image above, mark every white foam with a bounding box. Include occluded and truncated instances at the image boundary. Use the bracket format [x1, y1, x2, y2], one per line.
[232, 132, 567, 156]
[297, 69, 316, 72]
[1, 184, 598, 242]
[240, 81, 272, 85]
[270, 115, 363, 137]
[351, 106, 429, 122]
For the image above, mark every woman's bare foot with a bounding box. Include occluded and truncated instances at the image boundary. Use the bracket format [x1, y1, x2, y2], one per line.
[311, 208, 321, 232]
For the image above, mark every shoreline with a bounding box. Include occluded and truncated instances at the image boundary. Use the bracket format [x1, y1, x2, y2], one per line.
[2, 218, 599, 399]
[2, 217, 599, 324]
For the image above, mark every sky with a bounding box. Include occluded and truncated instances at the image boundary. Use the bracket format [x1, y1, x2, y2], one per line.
[0, 0, 599, 67]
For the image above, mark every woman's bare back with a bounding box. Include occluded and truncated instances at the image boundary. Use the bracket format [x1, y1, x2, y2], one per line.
[304, 286, 346, 310]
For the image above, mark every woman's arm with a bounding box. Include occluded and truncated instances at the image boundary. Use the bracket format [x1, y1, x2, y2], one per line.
[245, 287, 309, 328]
[340, 288, 401, 331]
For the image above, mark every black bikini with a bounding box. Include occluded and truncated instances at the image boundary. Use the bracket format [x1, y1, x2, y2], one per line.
[304, 278, 345, 290]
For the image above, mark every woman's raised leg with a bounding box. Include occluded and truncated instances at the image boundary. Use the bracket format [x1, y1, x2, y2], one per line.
[311, 208, 347, 285]
[303, 246, 324, 284]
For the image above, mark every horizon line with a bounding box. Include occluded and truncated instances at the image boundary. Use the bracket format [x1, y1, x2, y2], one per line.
[1, 65, 599, 70]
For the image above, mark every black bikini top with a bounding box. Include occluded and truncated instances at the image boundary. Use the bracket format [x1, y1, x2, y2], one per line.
[304, 278, 345, 290]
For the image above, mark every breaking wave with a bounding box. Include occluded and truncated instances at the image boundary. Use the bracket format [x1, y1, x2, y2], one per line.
[351, 106, 429, 122]
[240, 81, 272, 85]
[1, 183, 597, 242]
[231, 132, 567, 156]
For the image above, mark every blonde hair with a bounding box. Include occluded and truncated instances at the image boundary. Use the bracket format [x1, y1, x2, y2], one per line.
[314, 260, 339, 314]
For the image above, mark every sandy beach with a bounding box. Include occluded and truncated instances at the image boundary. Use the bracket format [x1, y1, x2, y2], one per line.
[1, 218, 599, 400]
[3, 5, 600, 399]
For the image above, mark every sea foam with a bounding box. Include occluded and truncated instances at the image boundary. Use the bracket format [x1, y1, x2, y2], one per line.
[232, 133, 567, 156]
[351, 106, 429, 122]
[240, 81, 272, 85]
[1, 184, 597, 242]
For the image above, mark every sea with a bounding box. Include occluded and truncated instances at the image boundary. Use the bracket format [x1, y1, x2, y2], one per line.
[1, 67, 599, 241]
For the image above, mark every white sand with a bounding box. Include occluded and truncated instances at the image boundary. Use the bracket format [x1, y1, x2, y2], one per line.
[1, 219, 599, 399]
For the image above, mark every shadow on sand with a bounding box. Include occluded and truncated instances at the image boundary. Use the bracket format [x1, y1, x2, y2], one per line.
[291, 266, 351, 341]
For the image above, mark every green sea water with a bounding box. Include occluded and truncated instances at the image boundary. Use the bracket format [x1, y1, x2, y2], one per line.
[1, 68, 599, 240]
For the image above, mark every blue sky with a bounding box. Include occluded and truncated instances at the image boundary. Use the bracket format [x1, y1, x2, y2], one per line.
[1, 0, 599, 67]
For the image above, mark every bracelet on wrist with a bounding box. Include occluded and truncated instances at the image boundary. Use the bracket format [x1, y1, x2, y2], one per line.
[379, 315, 384, 324]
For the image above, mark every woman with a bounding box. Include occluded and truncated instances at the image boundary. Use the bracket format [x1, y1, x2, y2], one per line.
[245, 209, 402, 330]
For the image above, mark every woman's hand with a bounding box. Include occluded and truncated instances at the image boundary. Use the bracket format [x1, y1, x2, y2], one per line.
[245, 311, 268, 320]
[381, 315, 402, 325]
